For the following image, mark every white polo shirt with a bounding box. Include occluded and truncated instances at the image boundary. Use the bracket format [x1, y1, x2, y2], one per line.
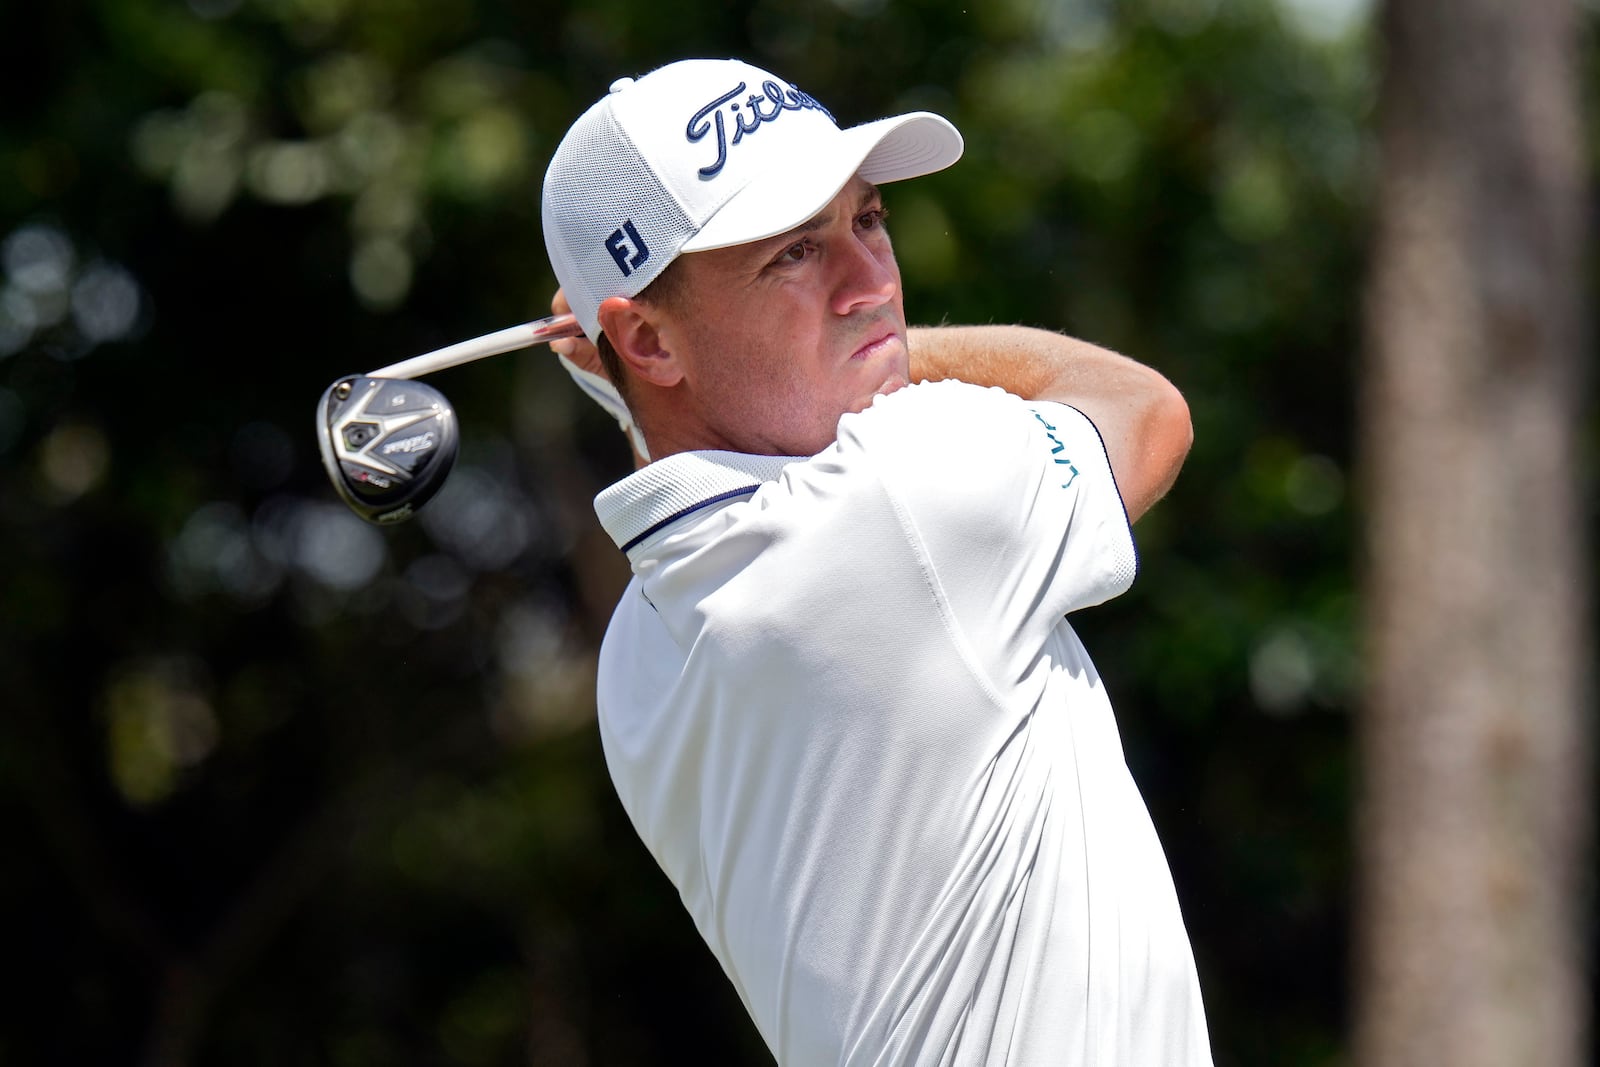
[593, 379, 1211, 1066]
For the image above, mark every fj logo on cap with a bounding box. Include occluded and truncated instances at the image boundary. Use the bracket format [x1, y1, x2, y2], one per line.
[604, 220, 650, 277]
[685, 80, 834, 179]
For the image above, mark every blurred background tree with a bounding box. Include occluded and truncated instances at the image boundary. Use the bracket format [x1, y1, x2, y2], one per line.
[0, 0, 1588, 1064]
[1356, 0, 1591, 1064]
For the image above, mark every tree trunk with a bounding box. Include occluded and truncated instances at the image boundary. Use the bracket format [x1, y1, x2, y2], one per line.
[1356, 1, 1592, 1065]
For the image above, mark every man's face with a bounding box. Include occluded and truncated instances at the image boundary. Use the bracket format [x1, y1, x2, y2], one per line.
[650, 176, 910, 457]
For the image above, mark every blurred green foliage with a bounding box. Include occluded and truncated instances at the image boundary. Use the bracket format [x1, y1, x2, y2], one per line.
[0, 0, 1419, 1063]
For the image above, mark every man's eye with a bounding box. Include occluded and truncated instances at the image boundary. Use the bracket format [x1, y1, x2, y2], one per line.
[858, 207, 890, 230]
[774, 241, 810, 265]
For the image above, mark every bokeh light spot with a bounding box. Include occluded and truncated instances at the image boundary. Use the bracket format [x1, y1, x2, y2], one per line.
[3, 225, 75, 296]
[39, 421, 110, 501]
[1285, 453, 1344, 516]
[105, 657, 219, 807]
[293, 501, 387, 590]
[0, 286, 37, 355]
[71, 263, 142, 342]
[248, 141, 333, 204]
[350, 236, 413, 309]
[1250, 626, 1317, 714]
[420, 465, 537, 571]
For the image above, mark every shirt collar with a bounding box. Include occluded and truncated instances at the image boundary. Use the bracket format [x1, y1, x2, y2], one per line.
[595, 450, 800, 555]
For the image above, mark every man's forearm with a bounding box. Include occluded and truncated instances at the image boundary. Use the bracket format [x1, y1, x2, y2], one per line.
[906, 324, 1193, 521]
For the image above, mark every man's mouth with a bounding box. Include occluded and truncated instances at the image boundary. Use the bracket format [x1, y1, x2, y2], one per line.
[850, 330, 900, 362]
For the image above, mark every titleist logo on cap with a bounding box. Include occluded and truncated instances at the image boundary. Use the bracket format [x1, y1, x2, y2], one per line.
[685, 80, 834, 179]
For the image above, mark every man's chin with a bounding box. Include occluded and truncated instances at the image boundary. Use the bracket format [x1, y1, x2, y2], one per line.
[847, 374, 909, 415]
[875, 374, 909, 400]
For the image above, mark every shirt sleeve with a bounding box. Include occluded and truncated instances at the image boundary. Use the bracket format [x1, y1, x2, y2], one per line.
[834, 379, 1138, 651]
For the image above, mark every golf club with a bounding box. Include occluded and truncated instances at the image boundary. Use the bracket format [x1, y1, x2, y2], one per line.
[317, 312, 583, 525]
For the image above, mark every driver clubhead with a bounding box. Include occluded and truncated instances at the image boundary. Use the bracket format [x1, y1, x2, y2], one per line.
[317, 376, 459, 524]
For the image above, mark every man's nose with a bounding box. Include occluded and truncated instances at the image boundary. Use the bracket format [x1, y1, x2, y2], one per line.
[831, 234, 897, 316]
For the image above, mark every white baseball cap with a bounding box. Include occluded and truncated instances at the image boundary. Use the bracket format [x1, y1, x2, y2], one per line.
[541, 58, 964, 342]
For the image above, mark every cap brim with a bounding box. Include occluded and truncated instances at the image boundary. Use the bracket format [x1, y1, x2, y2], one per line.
[679, 112, 963, 254]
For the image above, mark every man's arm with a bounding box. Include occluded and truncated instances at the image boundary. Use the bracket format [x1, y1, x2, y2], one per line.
[908, 325, 1192, 522]
[547, 287, 1190, 508]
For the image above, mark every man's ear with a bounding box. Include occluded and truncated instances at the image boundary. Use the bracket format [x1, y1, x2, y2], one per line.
[597, 296, 683, 388]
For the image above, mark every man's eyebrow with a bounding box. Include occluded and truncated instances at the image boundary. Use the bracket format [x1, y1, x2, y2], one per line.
[779, 184, 884, 242]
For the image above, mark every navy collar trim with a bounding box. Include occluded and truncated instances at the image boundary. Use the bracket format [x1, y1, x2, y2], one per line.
[594, 450, 799, 556]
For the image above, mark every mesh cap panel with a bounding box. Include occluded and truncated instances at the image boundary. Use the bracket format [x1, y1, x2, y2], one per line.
[542, 104, 695, 342]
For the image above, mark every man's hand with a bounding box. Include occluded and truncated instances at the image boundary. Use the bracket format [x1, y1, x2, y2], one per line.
[548, 288, 606, 380]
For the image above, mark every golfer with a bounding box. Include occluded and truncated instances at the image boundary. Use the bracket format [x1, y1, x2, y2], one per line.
[543, 58, 1212, 1065]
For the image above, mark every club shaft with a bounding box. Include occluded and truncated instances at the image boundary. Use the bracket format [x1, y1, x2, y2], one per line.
[366, 313, 583, 380]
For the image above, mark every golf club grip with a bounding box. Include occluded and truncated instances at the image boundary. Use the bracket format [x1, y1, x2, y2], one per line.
[367, 313, 584, 380]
